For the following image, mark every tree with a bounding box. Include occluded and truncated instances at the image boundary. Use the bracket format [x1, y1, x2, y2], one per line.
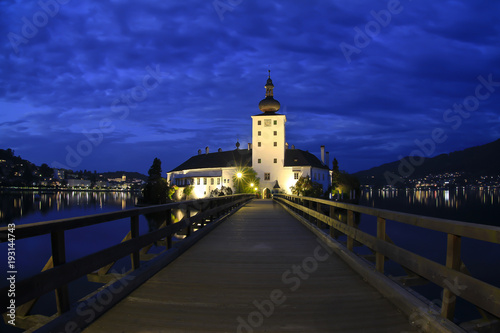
[142, 158, 176, 204]
[330, 157, 360, 200]
[39, 163, 54, 178]
[290, 176, 324, 198]
[183, 185, 194, 200]
[232, 167, 260, 194]
[331, 158, 340, 189]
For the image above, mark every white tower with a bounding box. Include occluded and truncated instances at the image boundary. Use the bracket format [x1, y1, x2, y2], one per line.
[251, 71, 286, 192]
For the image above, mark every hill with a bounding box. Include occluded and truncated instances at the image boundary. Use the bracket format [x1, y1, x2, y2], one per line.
[354, 138, 500, 187]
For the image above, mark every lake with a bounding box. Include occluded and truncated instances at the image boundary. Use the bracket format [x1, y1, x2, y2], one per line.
[1, 188, 499, 330]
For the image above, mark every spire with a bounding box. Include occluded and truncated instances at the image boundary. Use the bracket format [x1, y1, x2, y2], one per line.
[265, 70, 274, 97]
[259, 70, 280, 113]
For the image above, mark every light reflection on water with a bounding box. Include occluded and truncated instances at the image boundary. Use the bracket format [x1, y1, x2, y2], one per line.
[360, 187, 500, 226]
[0, 190, 139, 226]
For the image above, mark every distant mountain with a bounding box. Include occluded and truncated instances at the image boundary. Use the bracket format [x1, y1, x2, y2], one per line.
[354, 139, 500, 186]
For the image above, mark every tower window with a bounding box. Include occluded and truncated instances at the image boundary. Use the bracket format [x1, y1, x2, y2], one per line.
[204, 178, 207, 185]
[273, 131, 277, 136]
[258, 159, 261, 163]
[273, 120, 277, 125]
[258, 120, 261, 125]
[264, 173, 270, 180]
[211, 178, 214, 185]
[294, 172, 299, 179]
[258, 142, 262, 147]
[273, 158, 277, 163]
[273, 142, 277, 147]
[197, 178, 200, 185]
[217, 178, 221, 185]
[258, 131, 261, 136]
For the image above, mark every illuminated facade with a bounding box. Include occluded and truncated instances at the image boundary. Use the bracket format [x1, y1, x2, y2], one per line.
[167, 72, 331, 199]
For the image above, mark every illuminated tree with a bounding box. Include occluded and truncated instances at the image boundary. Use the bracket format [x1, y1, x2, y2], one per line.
[290, 176, 323, 197]
[232, 167, 260, 193]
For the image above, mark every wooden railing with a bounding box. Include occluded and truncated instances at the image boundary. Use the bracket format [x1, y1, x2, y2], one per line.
[274, 194, 500, 326]
[0, 194, 254, 330]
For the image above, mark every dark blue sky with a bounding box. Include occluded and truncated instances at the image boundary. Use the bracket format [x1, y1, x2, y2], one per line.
[1, 0, 500, 175]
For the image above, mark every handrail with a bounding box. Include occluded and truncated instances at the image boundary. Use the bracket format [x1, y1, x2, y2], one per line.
[0, 194, 254, 330]
[276, 194, 500, 244]
[0, 194, 252, 242]
[274, 194, 500, 323]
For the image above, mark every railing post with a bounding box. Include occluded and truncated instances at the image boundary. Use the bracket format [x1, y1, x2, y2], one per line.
[186, 205, 191, 237]
[166, 209, 172, 249]
[441, 234, 461, 320]
[51, 230, 70, 314]
[376, 217, 386, 273]
[209, 200, 214, 222]
[130, 215, 140, 270]
[329, 206, 335, 238]
[347, 210, 354, 251]
[316, 202, 322, 228]
[308, 200, 314, 223]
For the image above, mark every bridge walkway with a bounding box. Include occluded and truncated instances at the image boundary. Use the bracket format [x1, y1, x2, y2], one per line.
[84, 199, 417, 332]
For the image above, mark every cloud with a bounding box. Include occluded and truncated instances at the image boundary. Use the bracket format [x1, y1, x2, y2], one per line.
[0, 0, 499, 174]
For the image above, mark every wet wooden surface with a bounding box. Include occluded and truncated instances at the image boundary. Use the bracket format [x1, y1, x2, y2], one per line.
[84, 199, 417, 332]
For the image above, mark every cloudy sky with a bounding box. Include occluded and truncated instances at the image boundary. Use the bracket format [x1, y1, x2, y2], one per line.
[1, 0, 499, 175]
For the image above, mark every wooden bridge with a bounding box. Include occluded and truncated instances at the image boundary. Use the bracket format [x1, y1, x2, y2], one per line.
[1, 194, 499, 332]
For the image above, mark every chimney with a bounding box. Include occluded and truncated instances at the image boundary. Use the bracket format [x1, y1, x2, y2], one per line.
[198, 149, 202, 155]
[321, 145, 325, 164]
[205, 146, 209, 154]
[248, 143, 252, 150]
[286, 142, 289, 149]
[218, 148, 222, 152]
[325, 151, 330, 167]
[291, 144, 295, 149]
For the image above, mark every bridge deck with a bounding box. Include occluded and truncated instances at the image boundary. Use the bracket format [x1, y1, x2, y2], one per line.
[84, 199, 417, 332]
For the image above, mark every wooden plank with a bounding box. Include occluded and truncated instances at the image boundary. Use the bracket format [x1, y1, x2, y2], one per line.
[51, 231, 70, 314]
[376, 217, 386, 273]
[130, 215, 140, 270]
[347, 210, 354, 251]
[329, 206, 336, 238]
[316, 202, 322, 228]
[441, 234, 462, 319]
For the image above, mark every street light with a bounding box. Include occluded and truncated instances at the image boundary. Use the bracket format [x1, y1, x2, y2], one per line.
[250, 183, 254, 187]
[237, 172, 243, 179]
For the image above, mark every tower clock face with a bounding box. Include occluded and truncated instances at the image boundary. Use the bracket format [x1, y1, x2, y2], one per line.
[264, 119, 271, 127]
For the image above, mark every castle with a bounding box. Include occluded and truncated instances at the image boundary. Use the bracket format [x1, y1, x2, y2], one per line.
[167, 72, 331, 199]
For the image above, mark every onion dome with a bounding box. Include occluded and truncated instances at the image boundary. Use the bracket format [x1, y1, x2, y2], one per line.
[258, 70, 280, 113]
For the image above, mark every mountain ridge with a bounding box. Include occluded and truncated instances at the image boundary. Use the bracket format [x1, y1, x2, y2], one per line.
[353, 138, 500, 186]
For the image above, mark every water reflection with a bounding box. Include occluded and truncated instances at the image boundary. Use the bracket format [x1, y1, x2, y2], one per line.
[361, 187, 500, 226]
[0, 190, 139, 226]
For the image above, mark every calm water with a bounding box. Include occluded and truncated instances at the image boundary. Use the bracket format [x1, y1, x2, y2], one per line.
[1, 188, 499, 330]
